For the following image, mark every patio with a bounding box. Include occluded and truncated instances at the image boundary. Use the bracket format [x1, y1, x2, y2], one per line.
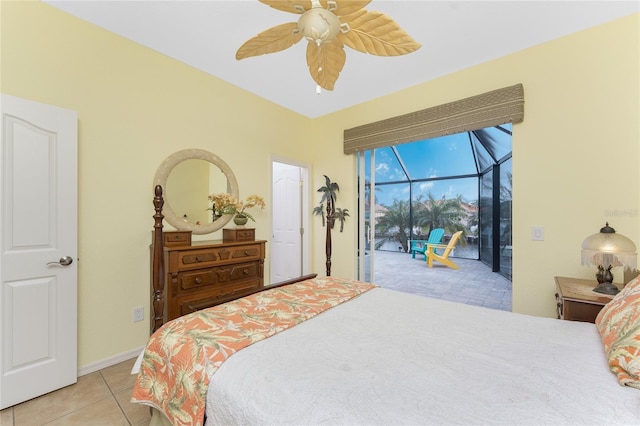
[367, 250, 512, 311]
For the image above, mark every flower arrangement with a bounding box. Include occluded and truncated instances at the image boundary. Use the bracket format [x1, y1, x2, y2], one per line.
[207, 193, 265, 222]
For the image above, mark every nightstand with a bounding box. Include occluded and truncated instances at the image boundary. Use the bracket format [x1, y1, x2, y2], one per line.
[554, 276, 619, 323]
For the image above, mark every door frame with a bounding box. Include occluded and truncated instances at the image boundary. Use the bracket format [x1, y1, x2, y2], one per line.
[357, 150, 375, 282]
[270, 157, 310, 282]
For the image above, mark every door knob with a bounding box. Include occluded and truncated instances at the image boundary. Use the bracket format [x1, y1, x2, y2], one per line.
[47, 256, 73, 266]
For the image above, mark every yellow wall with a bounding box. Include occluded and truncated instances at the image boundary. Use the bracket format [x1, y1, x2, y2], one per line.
[1, 1, 638, 370]
[1, 2, 314, 368]
[315, 13, 640, 317]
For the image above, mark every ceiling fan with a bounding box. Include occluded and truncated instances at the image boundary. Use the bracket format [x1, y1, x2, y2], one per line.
[236, 0, 421, 92]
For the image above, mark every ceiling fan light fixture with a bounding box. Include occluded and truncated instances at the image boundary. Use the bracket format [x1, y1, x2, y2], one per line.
[297, 7, 341, 46]
[236, 0, 421, 92]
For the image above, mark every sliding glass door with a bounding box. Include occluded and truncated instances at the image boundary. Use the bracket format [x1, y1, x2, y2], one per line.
[357, 151, 374, 282]
[479, 158, 512, 279]
[357, 124, 512, 283]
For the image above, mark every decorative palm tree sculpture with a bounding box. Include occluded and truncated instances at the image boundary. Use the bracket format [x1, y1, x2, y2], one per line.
[334, 207, 350, 232]
[316, 175, 340, 276]
[236, 0, 421, 91]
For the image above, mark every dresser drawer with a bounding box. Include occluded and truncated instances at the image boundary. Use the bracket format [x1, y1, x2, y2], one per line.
[223, 228, 255, 242]
[177, 279, 262, 317]
[180, 251, 218, 266]
[174, 242, 263, 270]
[229, 244, 263, 261]
[158, 239, 266, 323]
[162, 231, 192, 247]
[175, 261, 260, 291]
[178, 269, 218, 291]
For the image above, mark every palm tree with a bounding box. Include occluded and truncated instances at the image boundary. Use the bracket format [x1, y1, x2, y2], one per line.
[375, 199, 411, 252]
[334, 208, 350, 232]
[318, 175, 339, 209]
[414, 193, 466, 239]
[313, 205, 325, 227]
[315, 175, 341, 229]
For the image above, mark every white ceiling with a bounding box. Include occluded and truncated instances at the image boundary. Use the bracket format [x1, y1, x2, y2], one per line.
[44, 1, 639, 118]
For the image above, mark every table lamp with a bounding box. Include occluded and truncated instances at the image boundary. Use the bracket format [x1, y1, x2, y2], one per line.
[581, 223, 637, 295]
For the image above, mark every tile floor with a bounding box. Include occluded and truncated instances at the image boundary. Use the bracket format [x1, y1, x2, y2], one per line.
[0, 357, 150, 426]
[0, 254, 510, 425]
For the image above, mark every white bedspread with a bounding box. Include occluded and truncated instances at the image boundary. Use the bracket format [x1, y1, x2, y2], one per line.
[205, 288, 640, 425]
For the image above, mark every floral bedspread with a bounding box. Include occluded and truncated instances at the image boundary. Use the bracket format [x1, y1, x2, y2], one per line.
[131, 277, 376, 426]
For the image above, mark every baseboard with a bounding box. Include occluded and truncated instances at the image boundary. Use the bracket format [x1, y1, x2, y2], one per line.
[78, 345, 145, 377]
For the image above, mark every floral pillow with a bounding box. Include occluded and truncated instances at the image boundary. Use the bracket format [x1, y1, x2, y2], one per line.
[595, 274, 640, 389]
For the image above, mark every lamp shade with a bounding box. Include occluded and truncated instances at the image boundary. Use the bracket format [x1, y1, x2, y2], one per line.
[581, 223, 637, 270]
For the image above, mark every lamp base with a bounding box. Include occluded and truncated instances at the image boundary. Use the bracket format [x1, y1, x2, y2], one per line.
[592, 281, 620, 295]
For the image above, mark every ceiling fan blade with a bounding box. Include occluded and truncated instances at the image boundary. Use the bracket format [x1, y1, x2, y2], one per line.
[339, 10, 421, 56]
[236, 22, 303, 60]
[306, 40, 346, 91]
[259, 0, 309, 14]
[332, 0, 371, 16]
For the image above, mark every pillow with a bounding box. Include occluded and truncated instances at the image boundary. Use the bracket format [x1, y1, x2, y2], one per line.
[595, 275, 640, 389]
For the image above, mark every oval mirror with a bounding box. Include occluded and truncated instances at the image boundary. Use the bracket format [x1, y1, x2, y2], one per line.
[153, 149, 239, 235]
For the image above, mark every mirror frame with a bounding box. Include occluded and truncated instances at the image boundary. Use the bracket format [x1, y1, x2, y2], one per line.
[153, 149, 239, 235]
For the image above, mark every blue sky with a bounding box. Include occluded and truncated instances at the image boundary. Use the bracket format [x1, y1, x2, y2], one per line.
[364, 133, 480, 206]
[361, 125, 512, 207]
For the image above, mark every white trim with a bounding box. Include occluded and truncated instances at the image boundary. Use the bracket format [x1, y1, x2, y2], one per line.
[78, 346, 145, 376]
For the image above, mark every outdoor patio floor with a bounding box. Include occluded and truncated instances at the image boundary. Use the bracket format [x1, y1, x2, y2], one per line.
[369, 250, 512, 312]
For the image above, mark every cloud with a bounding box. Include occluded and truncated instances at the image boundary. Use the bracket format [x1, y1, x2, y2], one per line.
[375, 162, 389, 174]
[418, 181, 434, 192]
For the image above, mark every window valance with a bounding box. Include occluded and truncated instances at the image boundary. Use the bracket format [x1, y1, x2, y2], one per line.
[343, 84, 524, 154]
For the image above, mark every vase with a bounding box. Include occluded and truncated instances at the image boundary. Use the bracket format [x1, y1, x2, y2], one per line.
[233, 214, 249, 226]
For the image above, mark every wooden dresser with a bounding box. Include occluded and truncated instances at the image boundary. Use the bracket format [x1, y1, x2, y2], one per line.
[154, 235, 266, 323]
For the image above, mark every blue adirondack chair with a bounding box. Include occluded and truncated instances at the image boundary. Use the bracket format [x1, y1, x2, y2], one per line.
[410, 228, 445, 259]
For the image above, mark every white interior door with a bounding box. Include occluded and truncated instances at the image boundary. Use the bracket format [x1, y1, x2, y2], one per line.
[0, 94, 78, 409]
[271, 161, 308, 283]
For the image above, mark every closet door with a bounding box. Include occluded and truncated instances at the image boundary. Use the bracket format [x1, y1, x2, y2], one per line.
[0, 94, 78, 409]
[271, 161, 309, 283]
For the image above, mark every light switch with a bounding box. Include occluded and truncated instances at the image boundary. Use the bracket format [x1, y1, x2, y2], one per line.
[531, 226, 544, 241]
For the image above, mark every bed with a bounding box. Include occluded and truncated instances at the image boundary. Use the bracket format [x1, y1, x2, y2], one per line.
[132, 186, 640, 425]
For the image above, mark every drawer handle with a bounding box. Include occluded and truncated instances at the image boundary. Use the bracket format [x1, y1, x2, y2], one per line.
[196, 255, 204, 262]
[243, 268, 249, 275]
[244, 250, 250, 256]
[194, 277, 202, 284]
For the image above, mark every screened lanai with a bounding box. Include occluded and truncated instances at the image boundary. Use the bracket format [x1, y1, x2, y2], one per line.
[358, 123, 513, 280]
